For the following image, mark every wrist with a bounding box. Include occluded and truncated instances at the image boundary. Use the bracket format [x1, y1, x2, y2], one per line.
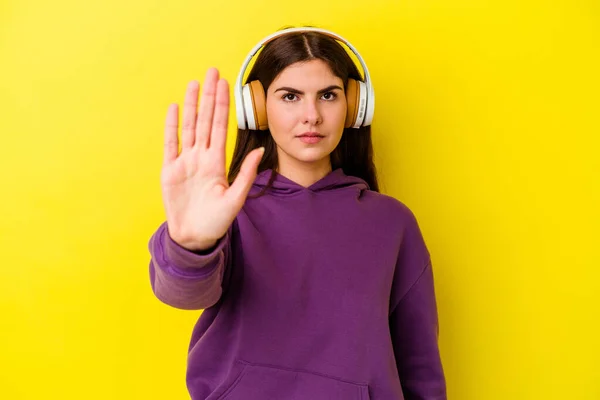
[167, 228, 218, 253]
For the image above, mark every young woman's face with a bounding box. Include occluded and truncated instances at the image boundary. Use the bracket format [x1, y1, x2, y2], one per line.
[266, 59, 346, 170]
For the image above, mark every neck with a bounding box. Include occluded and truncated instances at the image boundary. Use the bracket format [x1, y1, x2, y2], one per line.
[276, 155, 333, 188]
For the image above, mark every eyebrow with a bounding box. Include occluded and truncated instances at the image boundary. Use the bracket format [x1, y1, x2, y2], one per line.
[273, 85, 343, 95]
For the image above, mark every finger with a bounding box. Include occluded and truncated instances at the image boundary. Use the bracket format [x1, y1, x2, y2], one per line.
[195, 68, 219, 149]
[226, 147, 265, 204]
[163, 103, 179, 164]
[210, 78, 229, 155]
[181, 80, 199, 150]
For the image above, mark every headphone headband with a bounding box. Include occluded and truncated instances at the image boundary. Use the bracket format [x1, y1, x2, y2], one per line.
[234, 27, 374, 130]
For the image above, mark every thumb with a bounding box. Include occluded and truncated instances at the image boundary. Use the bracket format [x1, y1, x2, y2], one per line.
[226, 147, 265, 204]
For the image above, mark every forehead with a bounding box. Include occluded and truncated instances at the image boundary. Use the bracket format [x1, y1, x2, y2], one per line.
[270, 59, 342, 87]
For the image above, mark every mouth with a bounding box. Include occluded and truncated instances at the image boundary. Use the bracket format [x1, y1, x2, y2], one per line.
[297, 131, 324, 138]
[297, 133, 325, 144]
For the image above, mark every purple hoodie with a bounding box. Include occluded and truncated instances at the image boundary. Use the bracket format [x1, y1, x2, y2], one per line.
[148, 168, 446, 400]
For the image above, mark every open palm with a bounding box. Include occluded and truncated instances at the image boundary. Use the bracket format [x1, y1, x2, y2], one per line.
[161, 68, 264, 251]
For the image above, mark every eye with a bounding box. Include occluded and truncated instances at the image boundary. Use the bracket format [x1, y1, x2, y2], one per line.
[282, 93, 298, 102]
[321, 92, 337, 101]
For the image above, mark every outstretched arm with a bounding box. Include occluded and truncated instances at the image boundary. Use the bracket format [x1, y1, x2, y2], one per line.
[148, 221, 232, 310]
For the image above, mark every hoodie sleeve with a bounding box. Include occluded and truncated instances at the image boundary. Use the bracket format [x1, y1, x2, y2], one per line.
[389, 209, 447, 400]
[148, 221, 233, 310]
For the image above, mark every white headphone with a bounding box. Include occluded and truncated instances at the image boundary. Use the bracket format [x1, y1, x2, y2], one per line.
[234, 27, 375, 131]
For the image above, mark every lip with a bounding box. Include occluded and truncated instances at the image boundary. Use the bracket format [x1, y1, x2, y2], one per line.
[298, 135, 324, 144]
[296, 131, 325, 144]
[297, 131, 324, 138]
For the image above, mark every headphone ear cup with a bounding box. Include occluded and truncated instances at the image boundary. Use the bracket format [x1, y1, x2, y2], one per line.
[355, 80, 367, 127]
[344, 78, 360, 128]
[345, 79, 368, 128]
[248, 80, 268, 130]
[242, 83, 256, 130]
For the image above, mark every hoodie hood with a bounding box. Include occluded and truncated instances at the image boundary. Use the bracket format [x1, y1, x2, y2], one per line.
[251, 168, 370, 196]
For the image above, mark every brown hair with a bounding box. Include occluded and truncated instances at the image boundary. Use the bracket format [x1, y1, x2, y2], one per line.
[227, 26, 379, 197]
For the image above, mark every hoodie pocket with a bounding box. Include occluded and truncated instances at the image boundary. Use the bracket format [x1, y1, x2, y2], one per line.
[214, 359, 371, 400]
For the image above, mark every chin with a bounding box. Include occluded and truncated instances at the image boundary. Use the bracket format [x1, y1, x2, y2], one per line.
[298, 146, 336, 160]
[284, 149, 332, 164]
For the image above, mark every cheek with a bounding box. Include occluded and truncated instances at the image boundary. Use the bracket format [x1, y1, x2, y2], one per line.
[267, 102, 295, 132]
[331, 102, 347, 129]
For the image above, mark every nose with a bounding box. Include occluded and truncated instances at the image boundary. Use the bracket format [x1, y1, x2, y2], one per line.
[302, 98, 322, 125]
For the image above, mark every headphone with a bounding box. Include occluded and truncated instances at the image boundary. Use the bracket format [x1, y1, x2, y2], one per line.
[234, 27, 375, 131]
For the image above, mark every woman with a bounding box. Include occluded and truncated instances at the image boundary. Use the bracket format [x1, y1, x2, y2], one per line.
[148, 26, 447, 400]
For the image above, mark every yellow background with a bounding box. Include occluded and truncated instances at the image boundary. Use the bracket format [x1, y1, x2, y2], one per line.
[1, 0, 598, 398]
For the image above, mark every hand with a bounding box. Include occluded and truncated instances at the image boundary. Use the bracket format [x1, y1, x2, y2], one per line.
[160, 68, 265, 251]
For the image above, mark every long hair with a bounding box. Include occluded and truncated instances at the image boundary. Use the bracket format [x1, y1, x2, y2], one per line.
[227, 27, 379, 197]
